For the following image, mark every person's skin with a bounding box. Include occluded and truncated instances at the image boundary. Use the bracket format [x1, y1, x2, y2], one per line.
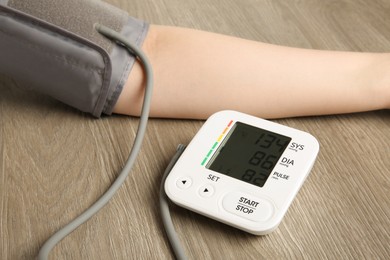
[113, 25, 390, 119]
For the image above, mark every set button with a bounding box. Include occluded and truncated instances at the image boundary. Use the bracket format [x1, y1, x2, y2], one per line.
[199, 184, 214, 198]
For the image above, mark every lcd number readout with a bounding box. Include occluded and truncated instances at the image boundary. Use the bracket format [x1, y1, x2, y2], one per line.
[243, 132, 291, 186]
[208, 122, 291, 187]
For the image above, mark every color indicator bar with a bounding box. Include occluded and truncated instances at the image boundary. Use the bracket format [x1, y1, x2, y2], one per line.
[201, 120, 234, 166]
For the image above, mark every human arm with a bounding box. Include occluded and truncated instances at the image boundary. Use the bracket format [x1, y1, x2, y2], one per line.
[114, 25, 390, 119]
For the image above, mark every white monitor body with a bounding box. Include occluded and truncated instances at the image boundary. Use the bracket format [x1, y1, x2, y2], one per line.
[165, 111, 319, 235]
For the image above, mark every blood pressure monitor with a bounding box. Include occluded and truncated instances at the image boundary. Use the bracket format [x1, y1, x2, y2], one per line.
[165, 111, 319, 235]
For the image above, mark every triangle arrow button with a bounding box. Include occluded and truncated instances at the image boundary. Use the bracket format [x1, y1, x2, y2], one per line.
[177, 177, 192, 189]
[199, 185, 214, 198]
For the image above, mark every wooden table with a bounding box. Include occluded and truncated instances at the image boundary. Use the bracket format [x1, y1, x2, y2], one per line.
[1, 0, 389, 259]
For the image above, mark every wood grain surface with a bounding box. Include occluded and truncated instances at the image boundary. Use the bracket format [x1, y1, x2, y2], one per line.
[1, 0, 389, 259]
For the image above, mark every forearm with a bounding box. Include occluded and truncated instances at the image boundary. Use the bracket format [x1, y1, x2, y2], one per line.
[113, 25, 390, 119]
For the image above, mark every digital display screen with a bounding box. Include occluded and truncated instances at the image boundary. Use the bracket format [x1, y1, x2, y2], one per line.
[207, 122, 291, 187]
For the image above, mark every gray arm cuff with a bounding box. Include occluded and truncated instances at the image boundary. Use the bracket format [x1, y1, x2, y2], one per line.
[0, 1, 149, 117]
[105, 18, 149, 115]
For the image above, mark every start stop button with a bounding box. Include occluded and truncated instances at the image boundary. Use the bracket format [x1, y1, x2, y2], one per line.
[222, 192, 274, 222]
